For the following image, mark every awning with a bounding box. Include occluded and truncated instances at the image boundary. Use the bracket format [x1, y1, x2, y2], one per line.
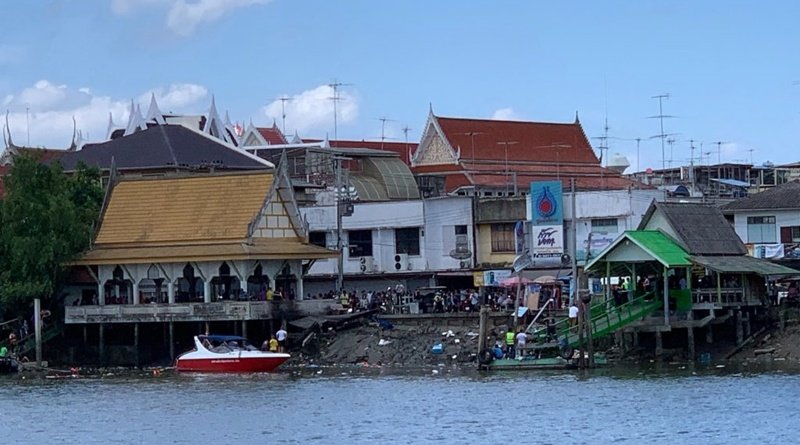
[711, 178, 751, 188]
[691, 255, 800, 276]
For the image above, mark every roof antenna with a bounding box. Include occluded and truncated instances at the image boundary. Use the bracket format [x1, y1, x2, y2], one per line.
[328, 80, 352, 141]
[378, 116, 395, 150]
[274, 96, 292, 135]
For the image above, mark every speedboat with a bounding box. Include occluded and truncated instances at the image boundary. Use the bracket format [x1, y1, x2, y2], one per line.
[175, 335, 290, 373]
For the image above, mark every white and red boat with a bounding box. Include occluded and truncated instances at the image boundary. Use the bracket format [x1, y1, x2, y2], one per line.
[175, 335, 290, 373]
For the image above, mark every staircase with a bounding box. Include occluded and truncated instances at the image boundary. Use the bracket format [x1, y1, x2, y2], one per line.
[532, 292, 661, 348]
[0, 323, 63, 357]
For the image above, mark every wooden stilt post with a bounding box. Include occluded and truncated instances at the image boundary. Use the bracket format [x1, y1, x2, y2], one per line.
[578, 302, 586, 368]
[478, 306, 489, 364]
[34, 298, 43, 367]
[585, 298, 595, 367]
[83, 325, 88, 345]
[134, 323, 140, 368]
[706, 324, 714, 344]
[735, 310, 743, 346]
[242, 320, 248, 339]
[655, 330, 663, 357]
[663, 267, 670, 326]
[687, 311, 695, 361]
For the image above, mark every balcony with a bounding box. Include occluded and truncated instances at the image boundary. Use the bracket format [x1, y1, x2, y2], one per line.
[65, 300, 340, 324]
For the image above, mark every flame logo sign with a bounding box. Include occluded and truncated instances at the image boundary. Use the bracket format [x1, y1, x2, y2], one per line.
[536, 186, 557, 218]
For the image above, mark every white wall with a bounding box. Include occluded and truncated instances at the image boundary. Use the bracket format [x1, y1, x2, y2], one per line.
[423, 197, 475, 270]
[301, 200, 426, 276]
[525, 188, 664, 263]
[732, 209, 800, 244]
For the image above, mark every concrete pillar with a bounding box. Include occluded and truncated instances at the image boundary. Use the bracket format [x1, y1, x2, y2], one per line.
[744, 312, 751, 338]
[663, 267, 670, 326]
[168, 281, 176, 304]
[633, 328, 640, 348]
[241, 320, 248, 339]
[99, 324, 105, 364]
[203, 280, 212, 304]
[132, 282, 140, 305]
[655, 330, 663, 357]
[134, 323, 140, 368]
[297, 275, 305, 301]
[735, 310, 743, 346]
[98, 282, 106, 306]
[83, 326, 88, 345]
[706, 324, 714, 344]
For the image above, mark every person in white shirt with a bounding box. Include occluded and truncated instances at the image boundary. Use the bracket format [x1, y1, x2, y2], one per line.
[569, 304, 579, 331]
[276, 328, 288, 353]
[515, 331, 527, 359]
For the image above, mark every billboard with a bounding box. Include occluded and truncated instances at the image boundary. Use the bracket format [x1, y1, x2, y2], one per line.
[530, 181, 563, 226]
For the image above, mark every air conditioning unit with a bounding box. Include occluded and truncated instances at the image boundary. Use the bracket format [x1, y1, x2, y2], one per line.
[359, 256, 374, 273]
[393, 253, 409, 271]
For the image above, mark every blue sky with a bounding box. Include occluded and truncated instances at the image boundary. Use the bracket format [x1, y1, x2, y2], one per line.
[2, 1, 799, 171]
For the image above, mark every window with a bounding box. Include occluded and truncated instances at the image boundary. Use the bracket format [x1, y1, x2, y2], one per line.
[747, 216, 776, 243]
[348, 230, 373, 257]
[309, 231, 327, 248]
[591, 218, 618, 232]
[491, 223, 515, 253]
[455, 225, 468, 236]
[395, 227, 420, 256]
[780, 226, 800, 243]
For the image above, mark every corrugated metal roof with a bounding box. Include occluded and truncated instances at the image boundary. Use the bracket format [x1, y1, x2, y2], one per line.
[691, 255, 800, 276]
[723, 181, 800, 211]
[626, 231, 692, 267]
[640, 202, 747, 255]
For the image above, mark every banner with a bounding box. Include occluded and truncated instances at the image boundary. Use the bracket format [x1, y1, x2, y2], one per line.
[530, 181, 563, 226]
[483, 270, 512, 287]
[577, 233, 616, 261]
[748, 243, 785, 259]
[533, 225, 564, 255]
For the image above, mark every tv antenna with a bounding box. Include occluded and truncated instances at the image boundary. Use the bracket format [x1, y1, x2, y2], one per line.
[460, 131, 485, 163]
[328, 80, 352, 141]
[648, 93, 675, 170]
[592, 116, 611, 167]
[377, 116, 396, 149]
[402, 126, 413, 159]
[666, 137, 676, 168]
[747, 147, 755, 165]
[274, 96, 292, 135]
[712, 141, 729, 165]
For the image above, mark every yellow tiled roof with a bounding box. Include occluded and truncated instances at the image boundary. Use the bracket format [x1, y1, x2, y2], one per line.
[95, 171, 273, 246]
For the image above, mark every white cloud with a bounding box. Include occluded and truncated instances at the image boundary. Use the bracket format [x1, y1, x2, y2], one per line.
[491, 108, 521, 121]
[263, 84, 359, 136]
[110, 0, 270, 36]
[2, 80, 208, 148]
[137, 83, 208, 111]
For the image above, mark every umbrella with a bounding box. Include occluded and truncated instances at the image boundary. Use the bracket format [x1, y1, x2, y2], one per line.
[533, 275, 559, 285]
[499, 276, 532, 287]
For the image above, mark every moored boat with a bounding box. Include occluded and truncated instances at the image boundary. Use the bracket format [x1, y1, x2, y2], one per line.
[175, 335, 290, 373]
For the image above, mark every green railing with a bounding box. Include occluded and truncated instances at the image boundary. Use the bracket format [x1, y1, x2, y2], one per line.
[0, 323, 63, 357]
[531, 292, 661, 347]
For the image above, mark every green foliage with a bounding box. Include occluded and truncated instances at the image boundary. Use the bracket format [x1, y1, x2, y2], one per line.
[0, 153, 103, 313]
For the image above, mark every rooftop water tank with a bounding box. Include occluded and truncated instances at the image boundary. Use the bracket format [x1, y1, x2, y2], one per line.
[607, 153, 630, 174]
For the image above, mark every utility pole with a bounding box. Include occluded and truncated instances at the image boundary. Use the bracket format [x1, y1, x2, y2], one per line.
[570, 178, 578, 306]
[335, 157, 345, 294]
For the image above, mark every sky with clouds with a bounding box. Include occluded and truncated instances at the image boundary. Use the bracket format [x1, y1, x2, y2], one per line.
[2, 1, 799, 171]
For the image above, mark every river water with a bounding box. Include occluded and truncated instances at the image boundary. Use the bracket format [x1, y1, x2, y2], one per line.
[2, 364, 799, 444]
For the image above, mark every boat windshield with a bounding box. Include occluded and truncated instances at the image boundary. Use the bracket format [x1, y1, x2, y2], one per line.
[200, 335, 257, 352]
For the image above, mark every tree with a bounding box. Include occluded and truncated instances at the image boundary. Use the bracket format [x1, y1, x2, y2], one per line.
[0, 152, 103, 314]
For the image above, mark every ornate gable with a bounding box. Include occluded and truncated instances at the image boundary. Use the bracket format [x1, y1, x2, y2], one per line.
[412, 113, 460, 166]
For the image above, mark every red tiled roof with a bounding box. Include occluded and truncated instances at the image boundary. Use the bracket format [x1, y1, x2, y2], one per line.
[257, 125, 288, 145]
[11, 147, 66, 163]
[436, 116, 598, 164]
[468, 173, 640, 191]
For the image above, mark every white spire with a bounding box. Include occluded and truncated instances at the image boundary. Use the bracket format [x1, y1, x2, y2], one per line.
[124, 101, 146, 136]
[106, 112, 116, 140]
[145, 93, 166, 125]
[224, 110, 232, 128]
[322, 133, 330, 148]
[291, 130, 302, 144]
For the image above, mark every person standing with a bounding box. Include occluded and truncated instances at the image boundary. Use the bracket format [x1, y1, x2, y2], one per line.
[515, 329, 527, 360]
[569, 304, 579, 331]
[276, 327, 288, 353]
[505, 328, 515, 359]
[268, 335, 279, 352]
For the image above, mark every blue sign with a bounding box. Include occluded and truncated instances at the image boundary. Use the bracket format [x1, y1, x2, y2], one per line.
[530, 181, 563, 226]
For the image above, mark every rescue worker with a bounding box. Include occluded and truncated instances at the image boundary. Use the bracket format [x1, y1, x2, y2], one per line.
[504, 328, 515, 359]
